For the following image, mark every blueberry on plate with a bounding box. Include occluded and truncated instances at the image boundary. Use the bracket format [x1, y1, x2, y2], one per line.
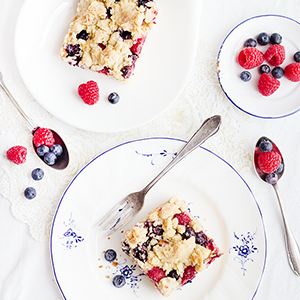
[272, 67, 284, 79]
[270, 33, 282, 45]
[44, 152, 57, 165]
[258, 139, 272, 152]
[265, 173, 278, 185]
[240, 71, 251, 82]
[257, 32, 270, 45]
[31, 168, 44, 181]
[259, 64, 270, 74]
[50, 144, 63, 156]
[294, 51, 300, 63]
[104, 249, 117, 262]
[108, 92, 120, 104]
[24, 187, 36, 199]
[244, 38, 257, 47]
[112, 275, 126, 288]
[36, 145, 49, 157]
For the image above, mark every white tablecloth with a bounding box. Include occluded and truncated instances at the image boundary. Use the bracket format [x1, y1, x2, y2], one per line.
[1, 0, 300, 299]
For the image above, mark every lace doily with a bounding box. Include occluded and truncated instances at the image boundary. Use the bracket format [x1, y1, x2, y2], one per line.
[0, 39, 252, 242]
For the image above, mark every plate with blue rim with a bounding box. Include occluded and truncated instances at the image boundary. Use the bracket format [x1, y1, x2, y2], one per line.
[50, 137, 266, 299]
[14, 0, 202, 133]
[218, 14, 300, 119]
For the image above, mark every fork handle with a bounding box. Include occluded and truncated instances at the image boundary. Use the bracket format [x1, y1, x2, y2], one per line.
[142, 115, 222, 194]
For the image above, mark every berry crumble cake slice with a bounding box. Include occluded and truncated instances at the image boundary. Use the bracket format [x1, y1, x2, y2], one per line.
[121, 195, 223, 297]
[59, 0, 158, 81]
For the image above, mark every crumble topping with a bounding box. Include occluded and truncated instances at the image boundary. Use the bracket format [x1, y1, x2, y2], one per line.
[121, 195, 223, 297]
[59, 0, 158, 81]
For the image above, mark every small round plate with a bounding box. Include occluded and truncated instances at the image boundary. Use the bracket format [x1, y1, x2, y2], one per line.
[218, 14, 300, 119]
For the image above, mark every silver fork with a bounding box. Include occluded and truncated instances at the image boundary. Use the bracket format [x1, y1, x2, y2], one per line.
[98, 115, 222, 235]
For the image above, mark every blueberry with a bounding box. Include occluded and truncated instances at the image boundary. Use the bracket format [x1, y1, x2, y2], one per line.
[182, 226, 195, 240]
[274, 163, 284, 174]
[195, 230, 208, 246]
[240, 71, 251, 82]
[107, 7, 112, 18]
[133, 245, 148, 262]
[137, 0, 151, 7]
[272, 67, 284, 79]
[265, 173, 278, 185]
[76, 30, 90, 41]
[104, 249, 117, 262]
[119, 30, 132, 40]
[112, 275, 126, 288]
[168, 270, 179, 280]
[152, 225, 164, 236]
[244, 38, 257, 47]
[37, 145, 49, 157]
[257, 32, 270, 45]
[270, 33, 282, 45]
[50, 144, 63, 156]
[108, 92, 120, 104]
[24, 187, 36, 199]
[44, 152, 57, 165]
[259, 64, 270, 74]
[31, 168, 44, 181]
[258, 139, 272, 152]
[294, 51, 300, 62]
[66, 44, 81, 57]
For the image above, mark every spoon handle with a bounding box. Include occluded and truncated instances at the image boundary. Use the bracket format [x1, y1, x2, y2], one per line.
[0, 71, 38, 133]
[273, 183, 300, 275]
[142, 115, 222, 194]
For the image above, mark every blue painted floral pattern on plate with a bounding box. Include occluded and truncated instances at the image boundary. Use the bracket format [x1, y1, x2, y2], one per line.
[112, 258, 145, 296]
[135, 149, 177, 165]
[230, 229, 258, 275]
[59, 213, 84, 252]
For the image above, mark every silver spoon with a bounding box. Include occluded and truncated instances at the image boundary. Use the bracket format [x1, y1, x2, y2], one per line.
[0, 71, 69, 170]
[254, 136, 300, 276]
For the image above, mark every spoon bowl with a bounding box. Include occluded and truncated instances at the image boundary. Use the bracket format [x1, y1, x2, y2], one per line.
[0, 71, 69, 170]
[32, 128, 69, 170]
[254, 136, 284, 184]
[254, 136, 300, 276]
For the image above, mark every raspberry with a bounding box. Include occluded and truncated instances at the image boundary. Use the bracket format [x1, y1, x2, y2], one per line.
[147, 267, 166, 283]
[174, 212, 191, 225]
[264, 44, 285, 66]
[78, 80, 99, 105]
[258, 73, 280, 96]
[238, 47, 264, 69]
[130, 37, 146, 55]
[284, 63, 300, 82]
[33, 128, 55, 148]
[181, 266, 197, 286]
[6, 145, 27, 164]
[257, 151, 281, 174]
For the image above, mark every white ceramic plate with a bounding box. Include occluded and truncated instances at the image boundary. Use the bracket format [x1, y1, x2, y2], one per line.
[218, 14, 300, 119]
[14, 0, 201, 133]
[50, 138, 266, 300]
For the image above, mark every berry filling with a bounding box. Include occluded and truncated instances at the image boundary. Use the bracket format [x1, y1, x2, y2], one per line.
[147, 267, 166, 283]
[174, 212, 191, 225]
[181, 266, 197, 286]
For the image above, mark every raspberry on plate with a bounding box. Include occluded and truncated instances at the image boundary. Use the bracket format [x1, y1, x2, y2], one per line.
[264, 44, 285, 66]
[238, 47, 264, 69]
[6, 145, 27, 164]
[78, 80, 99, 105]
[258, 73, 280, 96]
[33, 128, 55, 148]
[258, 151, 281, 174]
[284, 63, 300, 82]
